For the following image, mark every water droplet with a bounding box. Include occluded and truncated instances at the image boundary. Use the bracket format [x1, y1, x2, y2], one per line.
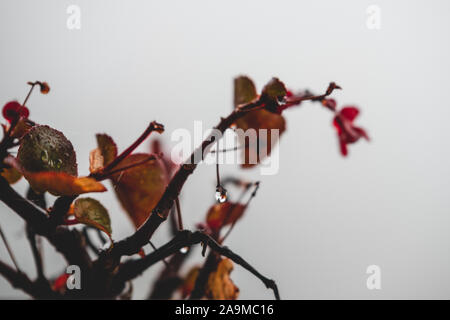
[179, 246, 189, 254]
[215, 186, 228, 203]
[40, 150, 49, 163]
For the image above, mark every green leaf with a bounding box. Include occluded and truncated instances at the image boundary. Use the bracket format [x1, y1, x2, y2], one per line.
[96, 134, 118, 167]
[74, 198, 112, 238]
[261, 77, 287, 104]
[234, 76, 258, 107]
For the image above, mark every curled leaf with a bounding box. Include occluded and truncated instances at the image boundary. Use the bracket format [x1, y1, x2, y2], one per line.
[205, 258, 239, 300]
[96, 134, 117, 167]
[89, 148, 104, 174]
[73, 198, 112, 239]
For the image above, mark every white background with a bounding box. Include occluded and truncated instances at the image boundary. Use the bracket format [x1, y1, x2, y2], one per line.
[1, 0, 450, 299]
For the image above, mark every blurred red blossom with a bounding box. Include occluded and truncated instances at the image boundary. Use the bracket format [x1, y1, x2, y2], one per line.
[333, 106, 369, 156]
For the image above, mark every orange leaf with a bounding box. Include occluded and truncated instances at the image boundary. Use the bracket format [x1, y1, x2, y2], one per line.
[111, 153, 168, 228]
[205, 258, 239, 300]
[24, 171, 106, 196]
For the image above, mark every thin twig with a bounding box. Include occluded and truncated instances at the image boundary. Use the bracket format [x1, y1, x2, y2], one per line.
[0, 260, 59, 299]
[221, 182, 260, 243]
[109, 83, 339, 260]
[175, 197, 183, 231]
[210, 146, 241, 154]
[22, 82, 37, 106]
[92, 154, 158, 181]
[148, 240, 170, 268]
[113, 230, 280, 300]
[0, 225, 20, 272]
[82, 227, 100, 256]
[101, 121, 164, 174]
[26, 188, 46, 280]
[215, 138, 221, 187]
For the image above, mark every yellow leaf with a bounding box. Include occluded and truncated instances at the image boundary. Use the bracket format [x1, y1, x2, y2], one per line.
[206, 258, 239, 300]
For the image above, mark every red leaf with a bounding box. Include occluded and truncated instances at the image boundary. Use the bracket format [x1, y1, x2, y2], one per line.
[206, 202, 247, 233]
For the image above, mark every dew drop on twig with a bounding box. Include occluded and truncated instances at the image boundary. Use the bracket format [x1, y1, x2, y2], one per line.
[215, 185, 228, 203]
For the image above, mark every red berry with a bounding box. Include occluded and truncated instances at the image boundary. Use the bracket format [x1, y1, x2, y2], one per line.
[18, 104, 30, 118]
[2, 101, 29, 122]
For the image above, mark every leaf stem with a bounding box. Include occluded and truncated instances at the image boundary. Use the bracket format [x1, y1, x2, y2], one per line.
[102, 121, 164, 174]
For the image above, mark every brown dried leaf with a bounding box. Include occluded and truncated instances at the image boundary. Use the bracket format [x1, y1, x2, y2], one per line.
[206, 258, 239, 300]
[111, 153, 168, 228]
[180, 266, 200, 299]
[235, 109, 285, 168]
[89, 148, 104, 174]
[234, 76, 286, 168]
[234, 76, 258, 107]
[206, 202, 246, 232]
[96, 134, 117, 167]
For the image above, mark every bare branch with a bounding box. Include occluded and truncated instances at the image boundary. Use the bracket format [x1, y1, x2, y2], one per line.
[0, 225, 20, 272]
[0, 260, 59, 299]
[108, 103, 264, 260]
[113, 230, 279, 300]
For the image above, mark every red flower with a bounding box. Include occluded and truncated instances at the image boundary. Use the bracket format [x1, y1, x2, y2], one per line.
[52, 273, 70, 292]
[2, 101, 29, 122]
[333, 106, 369, 156]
